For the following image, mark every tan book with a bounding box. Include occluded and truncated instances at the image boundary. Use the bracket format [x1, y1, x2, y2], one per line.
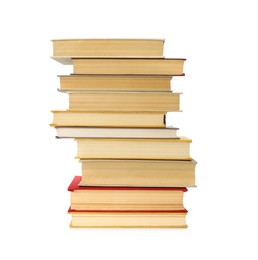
[75, 137, 192, 160]
[80, 159, 196, 187]
[69, 92, 181, 112]
[59, 75, 172, 91]
[51, 111, 166, 128]
[72, 58, 185, 75]
[69, 211, 187, 228]
[52, 39, 165, 65]
[69, 176, 187, 211]
[55, 126, 178, 138]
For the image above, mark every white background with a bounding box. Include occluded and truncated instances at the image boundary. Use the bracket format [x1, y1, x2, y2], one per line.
[1, 0, 258, 259]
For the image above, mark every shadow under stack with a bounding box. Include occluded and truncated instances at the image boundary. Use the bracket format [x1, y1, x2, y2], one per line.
[50, 39, 197, 228]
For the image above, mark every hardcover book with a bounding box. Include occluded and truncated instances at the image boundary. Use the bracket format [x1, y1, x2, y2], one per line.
[69, 176, 187, 211]
[79, 159, 196, 187]
[58, 75, 172, 91]
[51, 110, 166, 127]
[68, 92, 181, 112]
[55, 126, 178, 138]
[75, 137, 192, 160]
[52, 39, 165, 64]
[72, 58, 185, 75]
[68, 209, 188, 228]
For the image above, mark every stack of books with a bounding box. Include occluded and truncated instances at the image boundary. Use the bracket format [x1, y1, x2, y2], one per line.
[50, 39, 197, 228]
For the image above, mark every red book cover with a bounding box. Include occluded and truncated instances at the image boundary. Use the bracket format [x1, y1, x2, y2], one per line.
[68, 207, 188, 214]
[68, 176, 188, 192]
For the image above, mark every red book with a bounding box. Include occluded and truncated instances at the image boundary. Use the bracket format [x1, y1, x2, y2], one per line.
[68, 176, 187, 212]
[68, 207, 188, 213]
[68, 176, 188, 191]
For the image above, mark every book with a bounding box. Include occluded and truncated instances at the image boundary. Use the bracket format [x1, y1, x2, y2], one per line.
[68, 92, 181, 112]
[69, 176, 187, 211]
[52, 39, 165, 65]
[51, 111, 166, 128]
[59, 75, 172, 92]
[75, 137, 192, 160]
[50, 38, 196, 229]
[72, 58, 185, 75]
[68, 209, 188, 228]
[55, 126, 178, 138]
[79, 159, 196, 187]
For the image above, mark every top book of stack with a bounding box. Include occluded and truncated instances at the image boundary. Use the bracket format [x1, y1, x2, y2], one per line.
[51, 39, 165, 64]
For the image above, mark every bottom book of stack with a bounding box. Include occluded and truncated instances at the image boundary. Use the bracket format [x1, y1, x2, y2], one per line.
[68, 176, 188, 228]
